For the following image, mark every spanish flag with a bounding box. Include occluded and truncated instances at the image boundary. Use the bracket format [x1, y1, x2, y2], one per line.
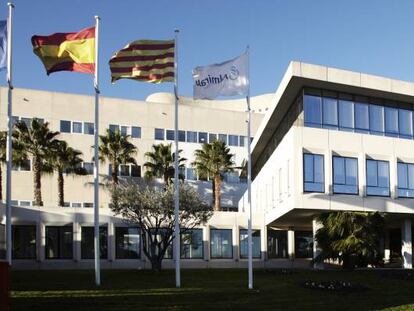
[31, 26, 95, 75]
[109, 39, 174, 83]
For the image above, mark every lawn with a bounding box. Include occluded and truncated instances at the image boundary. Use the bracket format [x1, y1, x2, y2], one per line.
[10, 269, 414, 311]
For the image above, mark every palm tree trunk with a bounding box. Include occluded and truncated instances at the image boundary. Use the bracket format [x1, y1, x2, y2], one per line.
[211, 178, 215, 209]
[214, 174, 221, 211]
[33, 157, 43, 206]
[0, 165, 3, 202]
[112, 161, 119, 185]
[58, 168, 64, 207]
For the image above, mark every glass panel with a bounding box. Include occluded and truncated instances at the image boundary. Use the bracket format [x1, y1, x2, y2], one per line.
[84, 122, 94, 135]
[198, 132, 207, 143]
[304, 95, 322, 126]
[21, 118, 32, 127]
[186, 168, 197, 181]
[46, 226, 73, 259]
[154, 128, 164, 140]
[239, 229, 261, 258]
[178, 130, 186, 142]
[12, 225, 36, 259]
[333, 157, 345, 184]
[228, 135, 238, 146]
[398, 163, 408, 189]
[408, 164, 414, 189]
[109, 124, 119, 134]
[131, 165, 141, 178]
[166, 129, 175, 140]
[116, 227, 140, 259]
[239, 136, 246, 147]
[60, 227, 73, 259]
[60, 120, 71, 133]
[131, 126, 141, 138]
[187, 131, 197, 143]
[304, 154, 314, 182]
[267, 229, 287, 258]
[120, 126, 128, 137]
[355, 102, 369, 132]
[210, 229, 232, 259]
[385, 107, 398, 136]
[209, 133, 217, 143]
[322, 97, 338, 127]
[20, 159, 31, 171]
[295, 231, 313, 258]
[120, 164, 130, 176]
[72, 122, 82, 133]
[218, 134, 227, 144]
[366, 160, 378, 187]
[81, 227, 108, 259]
[313, 155, 324, 183]
[83, 162, 94, 175]
[369, 105, 384, 134]
[378, 161, 389, 188]
[345, 158, 358, 186]
[399, 109, 413, 138]
[338, 100, 354, 129]
[181, 229, 203, 259]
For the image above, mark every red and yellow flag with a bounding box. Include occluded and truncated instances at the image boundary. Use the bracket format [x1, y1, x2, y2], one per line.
[109, 39, 174, 83]
[31, 26, 95, 75]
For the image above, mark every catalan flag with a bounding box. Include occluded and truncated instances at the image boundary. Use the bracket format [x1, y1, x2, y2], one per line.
[31, 26, 95, 75]
[109, 39, 174, 83]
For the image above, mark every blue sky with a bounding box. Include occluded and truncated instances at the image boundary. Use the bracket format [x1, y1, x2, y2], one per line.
[4, 0, 414, 100]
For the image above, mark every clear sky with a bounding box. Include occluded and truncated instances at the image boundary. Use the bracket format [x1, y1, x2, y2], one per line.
[4, 0, 414, 101]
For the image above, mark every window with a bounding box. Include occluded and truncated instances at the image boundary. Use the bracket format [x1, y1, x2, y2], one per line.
[355, 102, 369, 133]
[397, 162, 414, 198]
[45, 226, 73, 259]
[19, 200, 31, 207]
[72, 121, 82, 133]
[210, 229, 232, 259]
[12, 159, 31, 171]
[81, 226, 107, 259]
[369, 105, 384, 135]
[83, 162, 94, 175]
[109, 124, 119, 134]
[181, 229, 203, 259]
[120, 164, 130, 177]
[228, 135, 239, 146]
[385, 107, 398, 137]
[84, 122, 94, 135]
[239, 136, 246, 147]
[267, 229, 287, 258]
[21, 117, 32, 127]
[131, 126, 141, 138]
[218, 134, 227, 144]
[304, 94, 322, 127]
[166, 130, 175, 140]
[131, 165, 141, 178]
[178, 130, 186, 142]
[303, 153, 324, 192]
[149, 229, 172, 259]
[209, 133, 217, 143]
[60, 120, 71, 133]
[224, 172, 239, 183]
[83, 203, 93, 208]
[116, 227, 140, 259]
[366, 159, 389, 196]
[71, 202, 82, 208]
[186, 131, 197, 143]
[338, 100, 354, 130]
[333, 156, 358, 194]
[198, 132, 207, 143]
[186, 168, 197, 181]
[154, 128, 164, 140]
[295, 231, 313, 258]
[12, 225, 36, 259]
[120, 126, 128, 137]
[322, 97, 338, 129]
[399, 109, 413, 139]
[63, 202, 70, 207]
[239, 229, 261, 258]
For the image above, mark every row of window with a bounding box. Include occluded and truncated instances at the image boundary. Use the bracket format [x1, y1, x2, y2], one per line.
[12, 226, 314, 260]
[304, 88, 414, 139]
[304, 153, 414, 198]
[11, 201, 95, 208]
[154, 128, 252, 147]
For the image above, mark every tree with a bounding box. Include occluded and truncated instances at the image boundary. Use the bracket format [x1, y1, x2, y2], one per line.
[143, 143, 186, 186]
[98, 129, 138, 185]
[50, 140, 86, 207]
[192, 141, 235, 211]
[13, 119, 60, 206]
[314, 211, 385, 269]
[110, 181, 212, 271]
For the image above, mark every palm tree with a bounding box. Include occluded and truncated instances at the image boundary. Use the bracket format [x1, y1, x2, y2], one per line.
[13, 119, 60, 206]
[143, 143, 186, 186]
[50, 140, 86, 207]
[98, 129, 138, 185]
[192, 141, 235, 211]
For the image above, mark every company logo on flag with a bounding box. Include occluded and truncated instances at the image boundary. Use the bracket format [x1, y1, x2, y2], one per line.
[192, 52, 248, 100]
[109, 39, 175, 84]
[31, 26, 95, 75]
[0, 20, 7, 71]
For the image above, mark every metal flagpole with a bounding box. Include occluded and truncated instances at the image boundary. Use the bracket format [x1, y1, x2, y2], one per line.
[173, 28, 181, 288]
[93, 15, 101, 286]
[5, 2, 14, 266]
[246, 45, 253, 290]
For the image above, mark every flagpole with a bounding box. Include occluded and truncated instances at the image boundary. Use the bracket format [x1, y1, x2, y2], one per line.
[173, 28, 181, 288]
[246, 45, 253, 290]
[93, 15, 101, 286]
[5, 2, 14, 266]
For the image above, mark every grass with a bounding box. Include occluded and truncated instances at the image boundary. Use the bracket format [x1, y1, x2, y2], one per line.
[10, 269, 414, 311]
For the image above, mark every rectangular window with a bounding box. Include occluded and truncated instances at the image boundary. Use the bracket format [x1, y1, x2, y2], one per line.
[338, 100, 354, 130]
[81, 226, 108, 259]
[322, 97, 338, 128]
[397, 162, 414, 198]
[154, 128, 164, 140]
[267, 229, 287, 258]
[60, 120, 71, 133]
[131, 126, 141, 138]
[120, 164, 130, 177]
[82, 162, 94, 175]
[115, 227, 140, 259]
[83, 203, 93, 208]
[218, 134, 227, 144]
[109, 124, 119, 134]
[149, 229, 172, 259]
[71, 202, 82, 208]
[228, 135, 239, 146]
[178, 130, 186, 142]
[45, 226, 73, 259]
[19, 200, 31, 207]
[239, 136, 246, 147]
[186, 168, 197, 181]
[209, 133, 217, 143]
[333, 156, 358, 194]
[21, 117, 32, 127]
[166, 129, 175, 141]
[295, 231, 313, 258]
[120, 126, 128, 137]
[224, 172, 239, 183]
[239, 229, 261, 258]
[369, 105, 384, 135]
[12, 225, 36, 259]
[355, 102, 369, 133]
[304, 94, 322, 127]
[20, 159, 31, 171]
[366, 159, 390, 196]
[187, 131, 197, 143]
[181, 229, 203, 259]
[63, 202, 70, 207]
[399, 109, 413, 139]
[385, 107, 398, 137]
[84, 122, 94, 135]
[198, 132, 208, 143]
[72, 121, 83, 134]
[210, 229, 232, 259]
[131, 165, 141, 178]
[303, 153, 324, 192]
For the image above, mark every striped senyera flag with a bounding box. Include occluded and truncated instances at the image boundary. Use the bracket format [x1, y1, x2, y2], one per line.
[109, 39, 174, 84]
[31, 26, 95, 75]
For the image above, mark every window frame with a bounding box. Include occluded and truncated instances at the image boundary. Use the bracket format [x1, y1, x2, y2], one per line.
[303, 153, 325, 193]
[366, 159, 390, 197]
[332, 156, 359, 195]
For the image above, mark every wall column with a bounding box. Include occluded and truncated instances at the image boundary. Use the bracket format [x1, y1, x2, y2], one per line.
[37, 222, 45, 262]
[384, 229, 390, 264]
[108, 221, 115, 262]
[312, 219, 323, 269]
[73, 221, 81, 262]
[402, 219, 412, 269]
[203, 225, 210, 262]
[287, 227, 295, 260]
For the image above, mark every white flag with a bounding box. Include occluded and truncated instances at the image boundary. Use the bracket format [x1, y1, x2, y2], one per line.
[192, 52, 248, 100]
